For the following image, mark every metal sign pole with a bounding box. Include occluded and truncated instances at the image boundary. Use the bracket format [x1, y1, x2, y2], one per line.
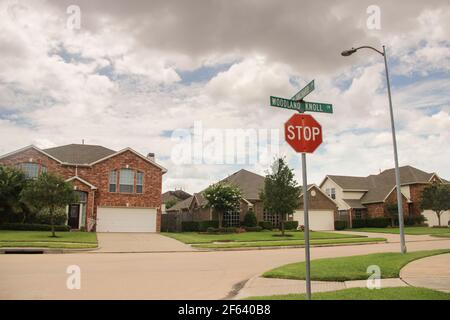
[301, 152, 311, 300]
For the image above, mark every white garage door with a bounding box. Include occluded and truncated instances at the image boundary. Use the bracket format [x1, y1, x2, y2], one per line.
[96, 207, 157, 232]
[422, 210, 449, 227]
[293, 210, 335, 231]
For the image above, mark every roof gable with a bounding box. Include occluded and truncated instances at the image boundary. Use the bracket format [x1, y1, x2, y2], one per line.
[90, 148, 167, 173]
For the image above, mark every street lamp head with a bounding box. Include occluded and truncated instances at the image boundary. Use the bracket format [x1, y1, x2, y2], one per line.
[341, 48, 357, 57]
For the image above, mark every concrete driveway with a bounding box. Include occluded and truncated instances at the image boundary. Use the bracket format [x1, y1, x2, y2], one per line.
[95, 233, 194, 253]
[1, 238, 449, 299]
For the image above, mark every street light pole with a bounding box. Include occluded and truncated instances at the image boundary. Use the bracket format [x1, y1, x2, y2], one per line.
[341, 45, 407, 254]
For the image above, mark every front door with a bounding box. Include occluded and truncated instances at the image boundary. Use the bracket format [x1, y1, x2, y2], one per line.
[68, 204, 80, 229]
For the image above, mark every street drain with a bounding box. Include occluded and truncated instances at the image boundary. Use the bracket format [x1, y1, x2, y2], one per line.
[4, 249, 44, 254]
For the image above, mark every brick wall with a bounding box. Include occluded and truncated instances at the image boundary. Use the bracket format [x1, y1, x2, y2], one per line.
[0, 148, 163, 232]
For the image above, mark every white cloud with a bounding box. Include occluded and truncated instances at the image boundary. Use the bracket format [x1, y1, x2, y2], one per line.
[0, 0, 449, 193]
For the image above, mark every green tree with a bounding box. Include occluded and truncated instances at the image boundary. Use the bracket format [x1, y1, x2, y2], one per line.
[20, 173, 77, 237]
[165, 198, 178, 209]
[243, 210, 257, 227]
[385, 202, 398, 227]
[0, 166, 29, 223]
[260, 158, 301, 236]
[420, 184, 450, 227]
[203, 182, 242, 228]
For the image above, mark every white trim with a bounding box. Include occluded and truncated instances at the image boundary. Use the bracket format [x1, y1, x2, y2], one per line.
[241, 197, 254, 208]
[66, 176, 97, 190]
[301, 184, 339, 206]
[0, 145, 63, 164]
[90, 147, 167, 173]
[429, 173, 443, 183]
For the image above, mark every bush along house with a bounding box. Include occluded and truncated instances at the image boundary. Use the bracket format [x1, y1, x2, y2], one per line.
[0, 144, 167, 232]
[164, 169, 337, 231]
[319, 165, 450, 228]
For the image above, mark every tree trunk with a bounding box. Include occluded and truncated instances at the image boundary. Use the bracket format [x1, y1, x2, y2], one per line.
[218, 212, 222, 229]
[437, 211, 442, 227]
[50, 206, 56, 237]
[281, 219, 285, 236]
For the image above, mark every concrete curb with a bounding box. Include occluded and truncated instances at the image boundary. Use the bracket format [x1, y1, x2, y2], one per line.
[194, 240, 387, 252]
[0, 246, 99, 254]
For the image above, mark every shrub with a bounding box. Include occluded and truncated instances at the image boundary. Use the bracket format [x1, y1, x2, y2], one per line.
[334, 220, 347, 230]
[243, 211, 257, 227]
[405, 215, 426, 226]
[245, 226, 263, 232]
[0, 223, 70, 231]
[366, 217, 390, 228]
[198, 220, 219, 232]
[258, 221, 273, 230]
[352, 219, 367, 228]
[35, 207, 67, 225]
[181, 221, 199, 232]
[284, 221, 299, 230]
[206, 227, 239, 234]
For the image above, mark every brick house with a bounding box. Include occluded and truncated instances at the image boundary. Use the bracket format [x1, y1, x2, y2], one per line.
[319, 165, 450, 227]
[0, 144, 167, 232]
[166, 169, 337, 230]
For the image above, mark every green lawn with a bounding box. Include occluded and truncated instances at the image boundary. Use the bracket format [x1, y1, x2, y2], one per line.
[245, 287, 450, 300]
[0, 231, 98, 249]
[192, 237, 385, 249]
[432, 233, 450, 238]
[263, 249, 450, 281]
[162, 230, 364, 244]
[349, 227, 450, 235]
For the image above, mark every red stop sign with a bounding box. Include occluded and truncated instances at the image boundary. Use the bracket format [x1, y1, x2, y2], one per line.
[284, 114, 322, 153]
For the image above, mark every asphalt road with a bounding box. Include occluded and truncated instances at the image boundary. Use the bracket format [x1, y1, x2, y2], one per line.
[1, 237, 449, 299]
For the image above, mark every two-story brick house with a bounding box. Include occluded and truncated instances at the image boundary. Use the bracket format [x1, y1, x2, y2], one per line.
[319, 165, 449, 227]
[0, 144, 167, 232]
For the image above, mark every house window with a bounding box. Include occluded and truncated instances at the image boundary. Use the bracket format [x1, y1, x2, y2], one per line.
[354, 209, 363, 219]
[338, 210, 348, 220]
[224, 210, 240, 227]
[326, 188, 336, 200]
[119, 169, 134, 193]
[41, 166, 47, 174]
[263, 210, 280, 228]
[75, 191, 87, 203]
[109, 170, 117, 192]
[136, 172, 144, 193]
[16, 163, 40, 179]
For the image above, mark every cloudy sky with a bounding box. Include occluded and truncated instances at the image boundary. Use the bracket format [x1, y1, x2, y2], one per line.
[1, 0, 449, 193]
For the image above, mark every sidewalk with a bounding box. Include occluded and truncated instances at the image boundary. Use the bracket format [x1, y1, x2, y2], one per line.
[233, 276, 406, 299]
[401, 253, 450, 293]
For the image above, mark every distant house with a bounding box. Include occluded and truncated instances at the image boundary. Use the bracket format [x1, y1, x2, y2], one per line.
[166, 169, 337, 230]
[319, 165, 450, 227]
[162, 190, 192, 210]
[0, 144, 167, 232]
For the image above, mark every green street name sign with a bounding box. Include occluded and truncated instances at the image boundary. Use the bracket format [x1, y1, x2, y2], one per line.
[270, 96, 304, 112]
[301, 101, 333, 114]
[292, 80, 315, 101]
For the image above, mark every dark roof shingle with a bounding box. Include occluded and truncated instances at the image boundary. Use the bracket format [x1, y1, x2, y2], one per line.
[43, 144, 116, 164]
